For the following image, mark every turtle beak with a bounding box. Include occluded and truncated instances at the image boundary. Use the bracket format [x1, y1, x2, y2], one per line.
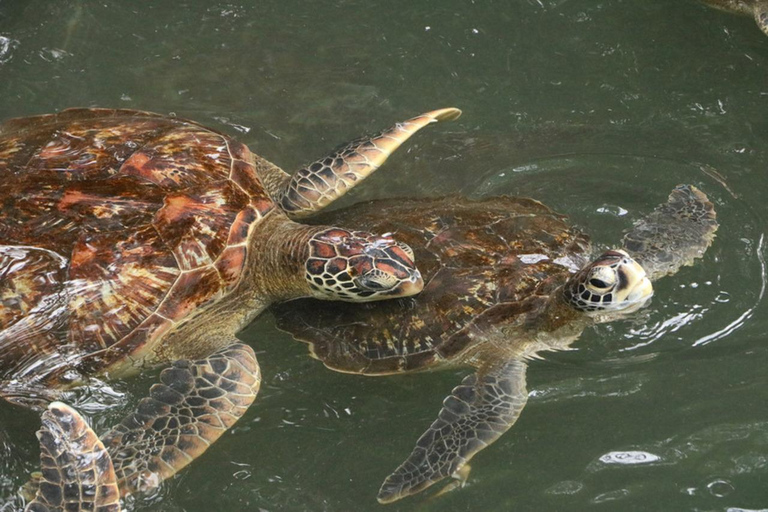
[626, 275, 653, 304]
[394, 269, 424, 297]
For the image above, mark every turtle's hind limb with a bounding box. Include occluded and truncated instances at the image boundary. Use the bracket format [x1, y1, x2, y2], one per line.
[25, 402, 121, 512]
[104, 343, 260, 496]
[25, 343, 260, 510]
[377, 360, 528, 504]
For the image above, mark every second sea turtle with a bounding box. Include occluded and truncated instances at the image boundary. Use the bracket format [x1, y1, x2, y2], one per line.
[273, 185, 718, 503]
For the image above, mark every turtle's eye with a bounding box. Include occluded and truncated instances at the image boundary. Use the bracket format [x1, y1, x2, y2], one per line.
[587, 267, 616, 291]
[354, 269, 399, 292]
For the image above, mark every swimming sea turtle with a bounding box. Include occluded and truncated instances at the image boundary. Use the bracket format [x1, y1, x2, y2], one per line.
[0, 106, 461, 510]
[697, 0, 768, 36]
[272, 185, 718, 503]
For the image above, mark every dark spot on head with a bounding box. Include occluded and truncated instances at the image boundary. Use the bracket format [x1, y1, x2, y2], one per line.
[326, 257, 347, 274]
[617, 268, 629, 290]
[306, 258, 325, 275]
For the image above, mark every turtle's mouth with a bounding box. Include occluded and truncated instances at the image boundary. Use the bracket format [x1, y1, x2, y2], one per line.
[625, 275, 653, 304]
[385, 269, 424, 298]
[616, 273, 653, 313]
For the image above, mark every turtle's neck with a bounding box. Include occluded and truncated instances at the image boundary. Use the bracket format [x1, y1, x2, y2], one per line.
[529, 286, 583, 334]
[240, 210, 318, 308]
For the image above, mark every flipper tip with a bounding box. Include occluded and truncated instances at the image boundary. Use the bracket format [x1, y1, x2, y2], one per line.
[429, 107, 462, 122]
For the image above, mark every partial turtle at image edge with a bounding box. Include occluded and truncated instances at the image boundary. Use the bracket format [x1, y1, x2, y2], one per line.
[272, 185, 719, 503]
[0, 106, 461, 511]
[698, 0, 768, 36]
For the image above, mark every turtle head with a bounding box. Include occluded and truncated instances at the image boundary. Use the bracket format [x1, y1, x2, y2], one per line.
[305, 228, 423, 302]
[564, 250, 653, 315]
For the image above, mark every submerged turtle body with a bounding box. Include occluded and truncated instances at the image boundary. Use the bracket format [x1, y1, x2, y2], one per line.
[0, 106, 461, 510]
[288, 196, 593, 375]
[697, 0, 768, 36]
[273, 186, 718, 503]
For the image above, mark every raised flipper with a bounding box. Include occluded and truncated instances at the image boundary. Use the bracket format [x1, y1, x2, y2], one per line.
[101, 343, 260, 495]
[622, 185, 718, 282]
[377, 360, 528, 504]
[277, 108, 462, 218]
[25, 402, 121, 512]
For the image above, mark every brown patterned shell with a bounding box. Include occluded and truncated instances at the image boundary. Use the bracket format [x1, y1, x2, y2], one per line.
[0, 108, 273, 388]
[272, 196, 591, 374]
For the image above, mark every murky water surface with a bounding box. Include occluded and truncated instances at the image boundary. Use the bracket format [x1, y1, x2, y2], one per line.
[1, 1, 767, 510]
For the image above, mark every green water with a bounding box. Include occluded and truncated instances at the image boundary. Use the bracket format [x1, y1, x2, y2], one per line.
[1, 0, 767, 510]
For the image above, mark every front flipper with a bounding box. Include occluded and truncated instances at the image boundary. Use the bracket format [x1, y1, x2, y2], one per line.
[378, 360, 528, 504]
[102, 343, 260, 496]
[622, 185, 718, 282]
[278, 108, 461, 218]
[26, 402, 121, 512]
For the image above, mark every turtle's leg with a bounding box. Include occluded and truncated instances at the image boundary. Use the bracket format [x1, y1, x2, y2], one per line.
[377, 360, 528, 504]
[25, 402, 121, 512]
[753, 1, 768, 35]
[621, 185, 718, 282]
[102, 342, 260, 496]
[277, 108, 461, 219]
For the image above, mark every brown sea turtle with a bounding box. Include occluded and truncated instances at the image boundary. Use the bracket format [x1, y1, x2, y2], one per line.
[0, 106, 462, 511]
[697, 0, 768, 35]
[272, 185, 718, 503]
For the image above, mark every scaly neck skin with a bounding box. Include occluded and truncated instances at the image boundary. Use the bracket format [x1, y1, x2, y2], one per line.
[240, 210, 317, 308]
[537, 288, 580, 330]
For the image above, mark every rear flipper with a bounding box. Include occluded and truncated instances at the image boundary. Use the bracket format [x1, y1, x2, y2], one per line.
[25, 402, 121, 512]
[622, 185, 718, 282]
[377, 361, 528, 504]
[25, 342, 260, 509]
[103, 343, 260, 495]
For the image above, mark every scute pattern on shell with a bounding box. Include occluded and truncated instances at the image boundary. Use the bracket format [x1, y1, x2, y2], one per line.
[0, 109, 272, 386]
[272, 196, 591, 374]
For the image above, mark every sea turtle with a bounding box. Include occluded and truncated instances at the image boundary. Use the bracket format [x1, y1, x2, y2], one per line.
[0, 106, 462, 511]
[272, 185, 718, 503]
[697, 0, 768, 36]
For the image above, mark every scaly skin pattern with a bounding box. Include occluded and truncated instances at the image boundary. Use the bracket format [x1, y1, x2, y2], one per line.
[103, 343, 260, 496]
[279, 108, 461, 218]
[26, 402, 121, 512]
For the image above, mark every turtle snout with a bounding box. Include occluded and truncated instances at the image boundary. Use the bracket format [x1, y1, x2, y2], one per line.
[394, 268, 424, 297]
[625, 274, 653, 304]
